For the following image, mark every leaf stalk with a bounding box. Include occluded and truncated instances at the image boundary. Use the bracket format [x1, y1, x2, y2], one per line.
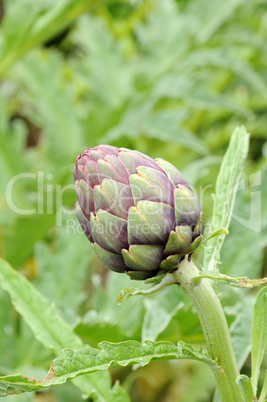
[172, 257, 244, 402]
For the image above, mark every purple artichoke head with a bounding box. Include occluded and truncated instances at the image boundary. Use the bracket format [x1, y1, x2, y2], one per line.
[74, 145, 204, 280]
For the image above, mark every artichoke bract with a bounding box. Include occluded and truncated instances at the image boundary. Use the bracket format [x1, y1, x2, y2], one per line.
[74, 145, 204, 280]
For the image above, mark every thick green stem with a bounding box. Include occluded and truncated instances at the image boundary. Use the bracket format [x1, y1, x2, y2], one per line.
[172, 257, 244, 402]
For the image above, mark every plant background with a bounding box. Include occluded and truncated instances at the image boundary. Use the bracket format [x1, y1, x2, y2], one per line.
[0, 0, 266, 401]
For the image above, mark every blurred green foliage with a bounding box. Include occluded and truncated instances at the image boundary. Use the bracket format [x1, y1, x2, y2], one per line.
[0, 0, 266, 400]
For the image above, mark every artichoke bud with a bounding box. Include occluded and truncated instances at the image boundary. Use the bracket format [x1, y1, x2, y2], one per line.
[192, 212, 205, 240]
[74, 145, 204, 279]
[164, 226, 192, 256]
[185, 235, 203, 255]
[160, 254, 182, 270]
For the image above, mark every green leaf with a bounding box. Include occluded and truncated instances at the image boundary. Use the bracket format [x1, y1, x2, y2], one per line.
[34, 226, 94, 323]
[258, 370, 267, 402]
[3, 214, 56, 269]
[104, 107, 209, 155]
[141, 286, 185, 342]
[202, 227, 229, 244]
[73, 373, 130, 402]
[152, 75, 248, 116]
[0, 340, 216, 397]
[236, 375, 255, 402]
[0, 290, 17, 373]
[188, 0, 246, 44]
[0, 259, 83, 352]
[182, 156, 222, 187]
[203, 126, 249, 270]
[117, 273, 176, 303]
[12, 50, 84, 162]
[73, 14, 133, 109]
[183, 47, 267, 97]
[251, 287, 267, 396]
[0, 0, 103, 76]
[49, 340, 216, 378]
[4, 394, 34, 402]
[0, 259, 128, 401]
[227, 298, 255, 369]
[80, 271, 146, 344]
[219, 168, 267, 278]
[192, 270, 267, 289]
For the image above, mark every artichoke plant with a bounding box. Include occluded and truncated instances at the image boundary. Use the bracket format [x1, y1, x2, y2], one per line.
[74, 145, 204, 280]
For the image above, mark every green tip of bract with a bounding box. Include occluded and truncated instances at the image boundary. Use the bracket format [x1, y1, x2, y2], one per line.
[74, 145, 204, 279]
